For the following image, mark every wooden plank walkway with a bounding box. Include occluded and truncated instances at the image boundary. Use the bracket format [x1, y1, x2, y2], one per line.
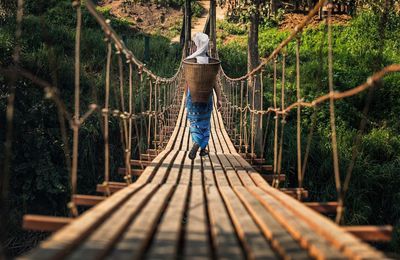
[21, 93, 387, 260]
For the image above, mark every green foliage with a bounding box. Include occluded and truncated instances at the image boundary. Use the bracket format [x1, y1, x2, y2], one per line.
[217, 37, 247, 77]
[122, 0, 204, 17]
[218, 10, 400, 253]
[217, 20, 247, 36]
[0, 0, 181, 256]
[191, 1, 205, 18]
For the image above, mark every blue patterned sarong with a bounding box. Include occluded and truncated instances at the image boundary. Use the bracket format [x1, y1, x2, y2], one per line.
[186, 90, 213, 149]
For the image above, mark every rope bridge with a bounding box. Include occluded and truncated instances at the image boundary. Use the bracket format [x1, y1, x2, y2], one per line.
[2, 0, 399, 259]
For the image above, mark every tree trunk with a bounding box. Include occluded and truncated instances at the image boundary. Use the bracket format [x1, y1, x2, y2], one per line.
[180, 15, 185, 48]
[270, 0, 277, 18]
[209, 0, 217, 57]
[248, 0, 262, 155]
[184, 0, 191, 57]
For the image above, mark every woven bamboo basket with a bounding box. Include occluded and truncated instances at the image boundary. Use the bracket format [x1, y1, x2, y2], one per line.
[183, 58, 221, 103]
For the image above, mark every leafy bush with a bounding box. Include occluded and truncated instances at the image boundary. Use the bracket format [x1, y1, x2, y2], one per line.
[217, 20, 247, 35]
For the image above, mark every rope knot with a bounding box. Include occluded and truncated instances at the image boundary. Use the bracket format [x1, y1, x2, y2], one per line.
[71, 0, 80, 8]
[101, 108, 109, 115]
[71, 117, 80, 128]
[102, 181, 111, 196]
[44, 87, 53, 99]
[115, 45, 122, 55]
[67, 201, 79, 217]
[367, 76, 375, 86]
[112, 109, 120, 117]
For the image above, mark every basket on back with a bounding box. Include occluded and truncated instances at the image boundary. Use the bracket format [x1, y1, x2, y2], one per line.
[183, 58, 221, 103]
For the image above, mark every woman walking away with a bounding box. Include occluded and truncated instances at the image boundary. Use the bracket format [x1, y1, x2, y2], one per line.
[184, 32, 222, 160]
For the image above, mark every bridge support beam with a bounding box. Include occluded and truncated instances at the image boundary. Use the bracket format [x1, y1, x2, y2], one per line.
[72, 195, 105, 207]
[305, 202, 338, 215]
[23, 215, 72, 232]
[343, 225, 392, 242]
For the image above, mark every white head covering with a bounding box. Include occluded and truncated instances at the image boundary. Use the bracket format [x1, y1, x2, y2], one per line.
[185, 32, 209, 64]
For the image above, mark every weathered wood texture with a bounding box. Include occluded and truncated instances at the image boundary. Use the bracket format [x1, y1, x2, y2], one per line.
[22, 94, 387, 260]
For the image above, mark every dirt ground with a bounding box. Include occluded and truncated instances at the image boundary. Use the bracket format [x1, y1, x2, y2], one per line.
[100, 0, 182, 37]
[279, 13, 351, 31]
[99, 1, 351, 39]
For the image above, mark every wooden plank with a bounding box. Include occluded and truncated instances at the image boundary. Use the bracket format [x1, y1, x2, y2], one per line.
[184, 185, 211, 259]
[212, 112, 229, 153]
[206, 186, 243, 259]
[23, 183, 144, 259]
[225, 154, 255, 187]
[207, 124, 216, 153]
[151, 150, 180, 184]
[246, 158, 267, 165]
[130, 160, 150, 168]
[140, 154, 157, 161]
[233, 187, 311, 260]
[202, 155, 216, 187]
[180, 110, 190, 151]
[256, 184, 387, 259]
[137, 97, 186, 184]
[147, 149, 159, 155]
[136, 150, 170, 184]
[210, 121, 223, 154]
[304, 202, 338, 214]
[108, 181, 127, 187]
[72, 195, 105, 207]
[96, 183, 126, 194]
[249, 186, 348, 259]
[217, 154, 242, 186]
[188, 128, 193, 149]
[68, 184, 159, 260]
[342, 226, 392, 242]
[181, 126, 189, 152]
[179, 152, 192, 186]
[146, 184, 190, 259]
[209, 153, 229, 187]
[262, 174, 286, 183]
[192, 157, 203, 186]
[212, 93, 236, 153]
[117, 168, 143, 177]
[219, 186, 278, 259]
[280, 188, 309, 200]
[23, 215, 72, 232]
[180, 115, 190, 152]
[107, 184, 175, 260]
[252, 164, 273, 172]
[239, 153, 257, 160]
[165, 150, 186, 184]
[229, 151, 271, 189]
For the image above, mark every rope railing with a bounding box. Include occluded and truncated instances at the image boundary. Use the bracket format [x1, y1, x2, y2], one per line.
[218, 0, 400, 223]
[2, 0, 400, 229]
[69, 0, 186, 214]
[1, 0, 185, 218]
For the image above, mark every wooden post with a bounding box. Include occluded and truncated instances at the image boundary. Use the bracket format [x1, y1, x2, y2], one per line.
[184, 0, 191, 57]
[209, 0, 217, 57]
